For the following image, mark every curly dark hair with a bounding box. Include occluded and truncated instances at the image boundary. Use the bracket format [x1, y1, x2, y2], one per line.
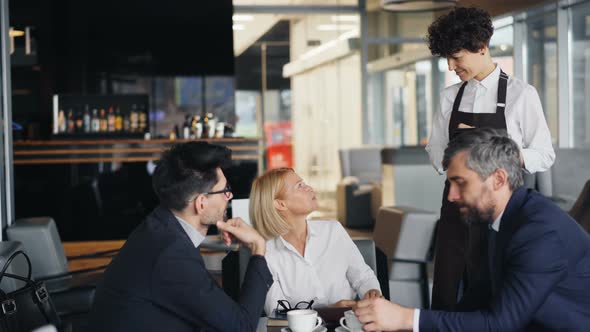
[427, 7, 494, 57]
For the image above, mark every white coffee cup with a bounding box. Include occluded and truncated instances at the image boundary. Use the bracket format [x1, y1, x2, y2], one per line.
[287, 309, 323, 332]
[339, 310, 363, 332]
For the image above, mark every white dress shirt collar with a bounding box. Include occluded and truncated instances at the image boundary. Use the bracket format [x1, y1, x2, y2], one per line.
[490, 209, 505, 232]
[277, 220, 317, 252]
[174, 215, 206, 248]
[468, 63, 500, 90]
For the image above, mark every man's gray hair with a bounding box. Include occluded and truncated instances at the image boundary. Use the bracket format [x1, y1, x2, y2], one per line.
[442, 128, 523, 190]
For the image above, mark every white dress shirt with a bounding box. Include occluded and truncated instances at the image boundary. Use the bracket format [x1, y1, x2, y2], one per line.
[174, 215, 206, 248]
[263, 220, 381, 315]
[425, 65, 555, 174]
[413, 211, 505, 332]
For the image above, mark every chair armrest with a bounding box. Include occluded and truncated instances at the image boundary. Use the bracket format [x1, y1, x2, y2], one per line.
[37, 265, 108, 283]
[201, 235, 240, 252]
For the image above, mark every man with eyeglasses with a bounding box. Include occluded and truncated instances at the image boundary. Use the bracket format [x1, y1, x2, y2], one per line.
[90, 142, 273, 332]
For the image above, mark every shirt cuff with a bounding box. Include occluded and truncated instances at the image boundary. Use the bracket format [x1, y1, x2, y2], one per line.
[413, 309, 420, 332]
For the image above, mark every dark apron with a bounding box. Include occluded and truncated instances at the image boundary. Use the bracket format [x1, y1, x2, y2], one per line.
[430, 70, 508, 311]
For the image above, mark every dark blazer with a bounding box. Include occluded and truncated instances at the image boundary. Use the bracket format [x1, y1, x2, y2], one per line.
[89, 206, 273, 332]
[421, 188, 590, 331]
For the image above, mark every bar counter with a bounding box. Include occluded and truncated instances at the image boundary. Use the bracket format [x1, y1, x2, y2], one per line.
[13, 138, 262, 165]
[13, 138, 263, 241]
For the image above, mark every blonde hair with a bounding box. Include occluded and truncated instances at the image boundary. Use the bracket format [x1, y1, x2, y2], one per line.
[249, 167, 293, 240]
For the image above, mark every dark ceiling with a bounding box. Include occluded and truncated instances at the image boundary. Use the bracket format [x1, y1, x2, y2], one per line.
[10, 0, 235, 78]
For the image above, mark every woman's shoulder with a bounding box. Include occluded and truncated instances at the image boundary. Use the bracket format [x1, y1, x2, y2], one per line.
[309, 220, 351, 240]
[308, 219, 345, 231]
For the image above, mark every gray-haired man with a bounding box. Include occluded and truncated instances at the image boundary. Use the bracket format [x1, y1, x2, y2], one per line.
[355, 128, 590, 331]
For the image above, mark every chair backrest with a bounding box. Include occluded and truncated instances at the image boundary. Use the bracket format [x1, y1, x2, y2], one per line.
[352, 239, 377, 273]
[0, 241, 28, 292]
[373, 206, 437, 278]
[6, 217, 69, 278]
[569, 179, 590, 233]
[546, 148, 590, 210]
[381, 147, 444, 215]
[336, 179, 375, 229]
[339, 147, 383, 185]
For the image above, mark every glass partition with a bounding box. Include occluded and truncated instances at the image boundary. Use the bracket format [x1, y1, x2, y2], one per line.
[570, 1, 590, 147]
[527, 12, 558, 144]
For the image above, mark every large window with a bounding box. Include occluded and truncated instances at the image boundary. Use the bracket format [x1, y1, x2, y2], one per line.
[381, 60, 434, 146]
[527, 12, 558, 144]
[571, 1, 590, 147]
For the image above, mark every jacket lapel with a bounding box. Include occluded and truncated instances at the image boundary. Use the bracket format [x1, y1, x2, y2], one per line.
[489, 187, 530, 292]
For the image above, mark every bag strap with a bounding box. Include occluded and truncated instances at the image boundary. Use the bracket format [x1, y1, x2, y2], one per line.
[0, 250, 32, 284]
[32, 283, 62, 329]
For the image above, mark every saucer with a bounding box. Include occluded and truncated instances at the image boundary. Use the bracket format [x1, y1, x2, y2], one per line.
[280, 326, 327, 332]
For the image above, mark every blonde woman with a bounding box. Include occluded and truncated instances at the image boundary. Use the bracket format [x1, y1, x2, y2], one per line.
[249, 168, 381, 316]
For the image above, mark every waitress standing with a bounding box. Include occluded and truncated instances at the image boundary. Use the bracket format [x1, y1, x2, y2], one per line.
[425, 7, 555, 310]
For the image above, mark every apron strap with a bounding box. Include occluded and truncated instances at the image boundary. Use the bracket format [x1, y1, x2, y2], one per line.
[452, 81, 468, 113]
[496, 70, 508, 114]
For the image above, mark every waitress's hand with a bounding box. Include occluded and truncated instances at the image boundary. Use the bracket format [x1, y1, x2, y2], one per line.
[331, 300, 357, 308]
[363, 289, 382, 300]
[458, 123, 475, 129]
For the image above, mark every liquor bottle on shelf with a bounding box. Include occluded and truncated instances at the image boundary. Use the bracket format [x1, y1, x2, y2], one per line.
[83, 105, 91, 133]
[67, 109, 75, 133]
[123, 112, 130, 132]
[91, 109, 100, 133]
[99, 108, 107, 132]
[174, 124, 180, 140]
[207, 112, 216, 138]
[130, 104, 139, 133]
[115, 106, 123, 132]
[75, 108, 83, 133]
[58, 109, 66, 133]
[107, 106, 116, 132]
[191, 115, 202, 139]
[138, 104, 148, 133]
[182, 114, 191, 139]
[201, 113, 209, 139]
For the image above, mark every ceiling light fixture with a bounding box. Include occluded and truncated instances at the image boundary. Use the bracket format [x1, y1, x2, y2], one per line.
[331, 15, 359, 22]
[232, 24, 245, 31]
[317, 24, 357, 32]
[232, 14, 254, 22]
[381, 0, 457, 12]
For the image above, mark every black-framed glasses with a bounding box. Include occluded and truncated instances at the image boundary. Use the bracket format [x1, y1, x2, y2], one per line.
[275, 299, 314, 315]
[188, 185, 232, 202]
[206, 184, 232, 199]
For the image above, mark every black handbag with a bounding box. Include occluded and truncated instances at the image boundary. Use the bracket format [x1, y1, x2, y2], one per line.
[0, 250, 62, 332]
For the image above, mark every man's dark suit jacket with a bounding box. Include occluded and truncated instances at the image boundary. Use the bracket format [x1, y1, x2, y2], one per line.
[421, 187, 590, 331]
[89, 206, 273, 331]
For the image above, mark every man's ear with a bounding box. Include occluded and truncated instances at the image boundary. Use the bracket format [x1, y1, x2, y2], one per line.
[273, 199, 287, 211]
[492, 168, 509, 190]
[193, 194, 207, 215]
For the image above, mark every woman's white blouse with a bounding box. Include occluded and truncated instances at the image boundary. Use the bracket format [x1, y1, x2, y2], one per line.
[263, 220, 381, 315]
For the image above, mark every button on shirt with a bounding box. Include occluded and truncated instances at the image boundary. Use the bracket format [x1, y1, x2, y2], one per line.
[425, 65, 555, 174]
[263, 220, 381, 315]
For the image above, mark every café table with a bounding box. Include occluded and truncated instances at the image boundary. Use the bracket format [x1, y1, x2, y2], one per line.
[257, 317, 343, 332]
